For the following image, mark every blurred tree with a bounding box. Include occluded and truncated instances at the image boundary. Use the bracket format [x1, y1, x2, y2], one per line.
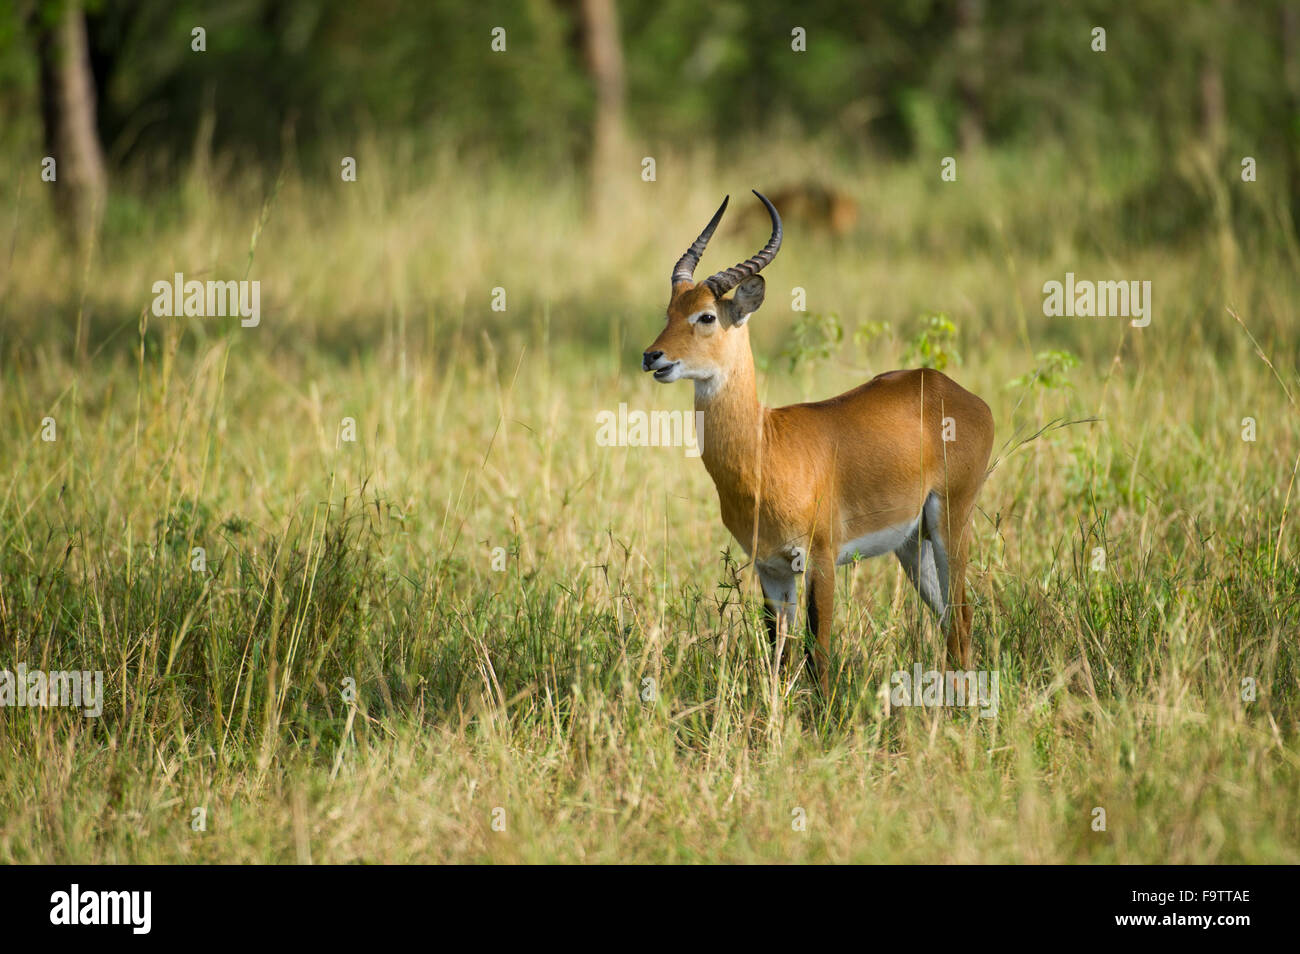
[0, 0, 1296, 240]
[31, 0, 106, 242]
[954, 0, 984, 151]
[1284, 2, 1300, 229]
[558, 0, 627, 219]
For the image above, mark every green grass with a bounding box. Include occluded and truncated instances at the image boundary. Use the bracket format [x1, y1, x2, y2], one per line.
[0, 138, 1297, 862]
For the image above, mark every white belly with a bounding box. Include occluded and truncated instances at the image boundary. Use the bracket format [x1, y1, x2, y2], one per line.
[836, 517, 920, 565]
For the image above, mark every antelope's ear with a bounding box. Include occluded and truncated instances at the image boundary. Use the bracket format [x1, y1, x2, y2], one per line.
[731, 275, 766, 325]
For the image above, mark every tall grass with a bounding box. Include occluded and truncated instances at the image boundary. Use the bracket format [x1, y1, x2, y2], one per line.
[0, 136, 1297, 862]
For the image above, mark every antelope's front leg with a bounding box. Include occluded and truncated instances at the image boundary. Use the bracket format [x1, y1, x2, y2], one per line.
[757, 556, 800, 671]
[805, 545, 836, 695]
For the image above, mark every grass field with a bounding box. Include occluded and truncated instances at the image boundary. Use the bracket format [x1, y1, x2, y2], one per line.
[1, 139, 1298, 863]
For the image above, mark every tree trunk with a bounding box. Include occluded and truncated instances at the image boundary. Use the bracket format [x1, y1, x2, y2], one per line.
[1283, 2, 1300, 230]
[955, 0, 984, 152]
[571, 0, 626, 219]
[35, 0, 107, 244]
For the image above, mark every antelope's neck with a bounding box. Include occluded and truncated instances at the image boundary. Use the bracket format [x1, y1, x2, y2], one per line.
[695, 349, 766, 505]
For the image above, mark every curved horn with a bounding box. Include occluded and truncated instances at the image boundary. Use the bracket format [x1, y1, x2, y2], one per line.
[703, 190, 782, 298]
[671, 195, 729, 288]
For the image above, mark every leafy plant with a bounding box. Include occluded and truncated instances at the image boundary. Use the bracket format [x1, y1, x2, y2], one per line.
[1007, 349, 1080, 392]
[779, 311, 843, 373]
[852, 318, 892, 358]
[903, 313, 961, 370]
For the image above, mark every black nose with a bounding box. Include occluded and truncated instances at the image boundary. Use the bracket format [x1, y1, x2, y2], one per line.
[642, 350, 663, 372]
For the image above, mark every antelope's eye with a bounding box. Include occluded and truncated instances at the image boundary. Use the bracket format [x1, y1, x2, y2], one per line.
[697, 313, 716, 324]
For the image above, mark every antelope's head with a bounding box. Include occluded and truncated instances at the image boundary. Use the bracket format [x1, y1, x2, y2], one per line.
[643, 190, 782, 391]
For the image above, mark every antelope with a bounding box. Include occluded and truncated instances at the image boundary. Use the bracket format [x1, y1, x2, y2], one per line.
[642, 191, 994, 693]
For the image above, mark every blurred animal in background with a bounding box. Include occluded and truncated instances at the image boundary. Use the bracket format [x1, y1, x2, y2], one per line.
[725, 182, 859, 239]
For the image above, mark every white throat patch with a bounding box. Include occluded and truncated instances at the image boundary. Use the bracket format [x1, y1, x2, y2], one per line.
[693, 372, 726, 402]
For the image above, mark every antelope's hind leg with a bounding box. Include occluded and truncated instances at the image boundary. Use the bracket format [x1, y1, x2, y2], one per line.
[924, 490, 978, 671]
[894, 534, 948, 624]
[805, 544, 836, 695]
[941, 517, 975, 670]
[895, 492, 967, 663]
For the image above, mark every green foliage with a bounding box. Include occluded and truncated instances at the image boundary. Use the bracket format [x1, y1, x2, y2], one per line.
[778, 310, 842, 373]
[851, 318, 891, 358]
[1008, 350, 1081, 392]
[902, 313, 960, 371]
[1, 0, 1296, 193]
